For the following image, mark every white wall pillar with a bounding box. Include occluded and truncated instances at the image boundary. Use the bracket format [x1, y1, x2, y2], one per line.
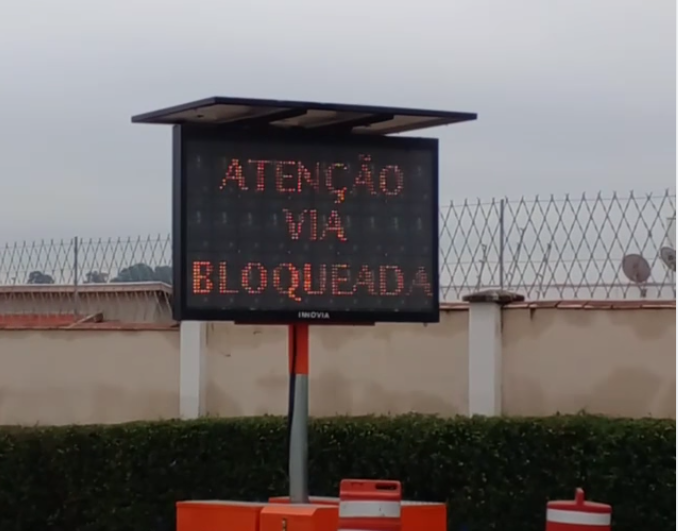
[463, 290, 524, 416]
[179, 321, 207, 419]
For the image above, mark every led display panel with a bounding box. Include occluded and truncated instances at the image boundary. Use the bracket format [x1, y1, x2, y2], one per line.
[174, 128, 439, 323]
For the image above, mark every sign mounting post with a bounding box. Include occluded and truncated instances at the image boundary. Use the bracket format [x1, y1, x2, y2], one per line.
[132, 96, 477, 503]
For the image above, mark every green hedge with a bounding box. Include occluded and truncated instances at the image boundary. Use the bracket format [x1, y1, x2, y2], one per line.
[0, 415, 673, 531]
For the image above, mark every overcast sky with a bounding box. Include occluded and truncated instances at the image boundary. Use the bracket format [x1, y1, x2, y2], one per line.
[0, 0, 674, 241]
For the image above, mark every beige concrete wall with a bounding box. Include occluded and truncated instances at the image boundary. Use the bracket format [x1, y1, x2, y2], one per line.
[205, 310, 468, 417]
[0, 306, 673, 424]
[0, 328, 179, 424]
[0, 286, 173, 324]
[502, 307, 676, 418]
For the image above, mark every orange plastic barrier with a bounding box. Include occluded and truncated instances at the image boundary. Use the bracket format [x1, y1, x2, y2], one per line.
[176, 500, 265, 531]
[338, 479, 402, 531]
[399, 501, 447, 531]
[546, 489, 611, 531]
[259, 503, 338, 531]
[269, 496, 338, 505]
[268, 496, 447, 531]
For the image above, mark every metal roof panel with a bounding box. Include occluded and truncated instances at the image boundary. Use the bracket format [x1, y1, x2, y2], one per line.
[131, 96, 477, 135]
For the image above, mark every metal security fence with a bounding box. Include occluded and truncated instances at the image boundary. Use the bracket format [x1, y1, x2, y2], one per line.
[439, 190, 676, 300]
[0, 189, 674, 323]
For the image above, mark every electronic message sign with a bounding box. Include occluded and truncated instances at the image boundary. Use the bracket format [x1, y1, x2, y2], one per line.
[174, 128, 439, 323]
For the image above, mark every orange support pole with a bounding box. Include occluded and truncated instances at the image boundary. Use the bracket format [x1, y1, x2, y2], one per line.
[289, 323, 309, 375]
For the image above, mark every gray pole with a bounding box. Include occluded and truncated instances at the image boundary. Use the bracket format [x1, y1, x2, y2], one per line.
[499, 199, 505, 290]
[288, 376, 309, 503]
[288, 324, 309, 503]
[73, 236, 80, 315]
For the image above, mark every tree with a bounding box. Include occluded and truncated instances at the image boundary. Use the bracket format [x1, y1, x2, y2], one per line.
[27, 271, 55, 284]
[153, 265, 173, 285]
[111, 263, 172, 284]
[111, 263, 154, 283]
[84, 271, 109, 284]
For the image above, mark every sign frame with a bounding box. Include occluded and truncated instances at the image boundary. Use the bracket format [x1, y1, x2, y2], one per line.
[172, 124, 440, 324]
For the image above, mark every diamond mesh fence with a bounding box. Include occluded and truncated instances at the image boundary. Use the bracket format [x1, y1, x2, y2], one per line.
[0, 190, 674, 324]
[440, 190, 676, 301]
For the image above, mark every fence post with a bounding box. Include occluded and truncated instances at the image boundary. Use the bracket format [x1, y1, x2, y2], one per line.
[462, 289, 524, 416]
[72, 236, 79, 316]
[180, 321, 207, 418]
[498, 199, 506, 289]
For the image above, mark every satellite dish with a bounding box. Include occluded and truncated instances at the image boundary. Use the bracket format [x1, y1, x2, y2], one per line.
[621, 254, 652, 284]
[666, 216, 676, 248]
[659, 247, 676, 272]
